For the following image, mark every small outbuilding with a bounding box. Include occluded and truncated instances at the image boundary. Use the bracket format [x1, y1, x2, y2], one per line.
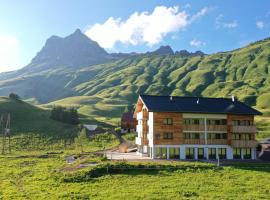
[121, 112, 136, 133]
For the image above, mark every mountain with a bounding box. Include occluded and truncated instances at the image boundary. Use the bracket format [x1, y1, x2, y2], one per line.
[23, 29, 112, 72]
[150, 45, 174, 55]
[175, 50, 205, 56]
[0, 30, 269, 120]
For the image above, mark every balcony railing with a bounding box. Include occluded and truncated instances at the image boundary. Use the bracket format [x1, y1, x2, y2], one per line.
[207, 125, 227, 132]
[136, 124, 148, 133]
[231, 140, 258, 148]
[183, 124, 228, 132]
[183, 124, 205, 131]
[136, 124, 142, 132]
[136, 111, 148, 120]
[184, 139, 205, 144]
[183, 139, 228, 145]
[135, 137, 148, 145]
[137, 112, 143, 120]
[207, 139, 227, 145]
[232, 126, 257, 133]
[135, 137, 142, 145]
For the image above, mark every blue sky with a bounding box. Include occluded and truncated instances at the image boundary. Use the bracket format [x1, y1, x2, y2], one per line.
[0, 0, 269, 72]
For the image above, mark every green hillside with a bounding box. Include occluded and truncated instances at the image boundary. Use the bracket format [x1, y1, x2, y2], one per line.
[0, 97, 77, 138]
[0, 37, 270, 128]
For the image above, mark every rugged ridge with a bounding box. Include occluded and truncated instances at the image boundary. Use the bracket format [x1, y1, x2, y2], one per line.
[24, 29, 111, 72]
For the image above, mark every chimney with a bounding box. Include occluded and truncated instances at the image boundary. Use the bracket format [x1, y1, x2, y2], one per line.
[170, 96, 173, 101]
[232, 95, 235, 102]
[197, 98, 200, 104]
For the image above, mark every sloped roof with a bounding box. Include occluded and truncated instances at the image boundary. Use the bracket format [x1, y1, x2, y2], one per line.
[139, 95, 262, 115]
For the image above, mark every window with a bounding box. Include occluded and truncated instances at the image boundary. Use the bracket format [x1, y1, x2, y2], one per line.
[232, 134, 241, 140]
[198, 148, 205, 159]
[218, 148, 227, 159]
[155, 147, 167, 159]
[169, 148, 180, 159]
[208, 148, 216, 159]
[184, 118, 204, 125]
[233, 148, 241, 159]
[243, 148, 251, 159]
[186, 148, 194, 159]
[164, 132, 173, 139]
[208, 133, 227, 139]
[155, 133, 160, 140]
[163, 118, 173, 125]
[242, 134, 251, 140]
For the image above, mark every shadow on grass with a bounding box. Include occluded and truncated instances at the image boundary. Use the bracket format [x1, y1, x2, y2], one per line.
[226, 162, 270, 173]
[61, 164, 222, 183]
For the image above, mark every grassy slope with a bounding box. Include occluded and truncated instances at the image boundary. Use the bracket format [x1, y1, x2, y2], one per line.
[0, 97, 77, 138]
[1, 38, 270, 136]
[46, 39, 270, 135]
[0, 155, 269, 199]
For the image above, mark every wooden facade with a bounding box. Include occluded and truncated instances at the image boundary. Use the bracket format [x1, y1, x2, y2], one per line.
[153, 112, 183, 145]
[134, 96, 259, 159]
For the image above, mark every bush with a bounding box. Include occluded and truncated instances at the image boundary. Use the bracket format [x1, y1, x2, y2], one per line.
[9, 93, 20, 100]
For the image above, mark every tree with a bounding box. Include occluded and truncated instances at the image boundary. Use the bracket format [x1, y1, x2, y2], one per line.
[50, 106, 79, 124]
[74, 128, 88, 153]
[9, 93, 20, 100]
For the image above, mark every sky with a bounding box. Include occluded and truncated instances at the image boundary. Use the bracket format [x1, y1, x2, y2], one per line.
[0, 0, 269, 72]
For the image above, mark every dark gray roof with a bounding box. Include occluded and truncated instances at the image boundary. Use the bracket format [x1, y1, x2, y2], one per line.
[139, 95, 262, 115]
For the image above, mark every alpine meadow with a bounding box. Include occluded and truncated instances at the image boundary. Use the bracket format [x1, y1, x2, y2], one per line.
[0, 1, 270, 199]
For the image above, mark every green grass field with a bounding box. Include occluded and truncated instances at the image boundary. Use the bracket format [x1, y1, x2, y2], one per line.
[0, 153, 270, 199]
[1, 96, 270, 199]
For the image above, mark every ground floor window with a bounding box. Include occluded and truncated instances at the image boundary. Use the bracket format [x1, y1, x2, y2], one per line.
[233, 148, 241, 159]
[198, 148, 205, 159]
[218, 148, 227, 159]
[208, 148, 216, 159]
[155, 147, 167, 159]
[242, 148, 251, 159]
[169, 148, 180, 159]
[186, 148, 194, 159]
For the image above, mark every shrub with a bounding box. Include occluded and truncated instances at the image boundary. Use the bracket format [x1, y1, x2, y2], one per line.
[9, 93, 20, 100]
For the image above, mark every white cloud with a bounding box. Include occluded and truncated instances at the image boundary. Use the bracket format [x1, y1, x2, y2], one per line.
[0, 34, 21, 73]
[189, 7, 209, 23]
[256, 21, 265, 29]
[216, 14, 238, 29]
[223, 20, 238, 28]
[190, 38, 205, 47]
[85, 6, 209, 49]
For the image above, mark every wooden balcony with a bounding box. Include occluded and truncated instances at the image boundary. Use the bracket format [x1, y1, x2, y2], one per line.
[231, 140, 258, 148]
[183, 139, 228, 145]
[232, 126, 256, 133]
[136, 111, 148, 120]
[135, 137, 148, 145]
[207, 139, 227, 145]
[207, 125, 227, 132]
[183, 124, 205, 131]
[184, 139, 205, 144]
